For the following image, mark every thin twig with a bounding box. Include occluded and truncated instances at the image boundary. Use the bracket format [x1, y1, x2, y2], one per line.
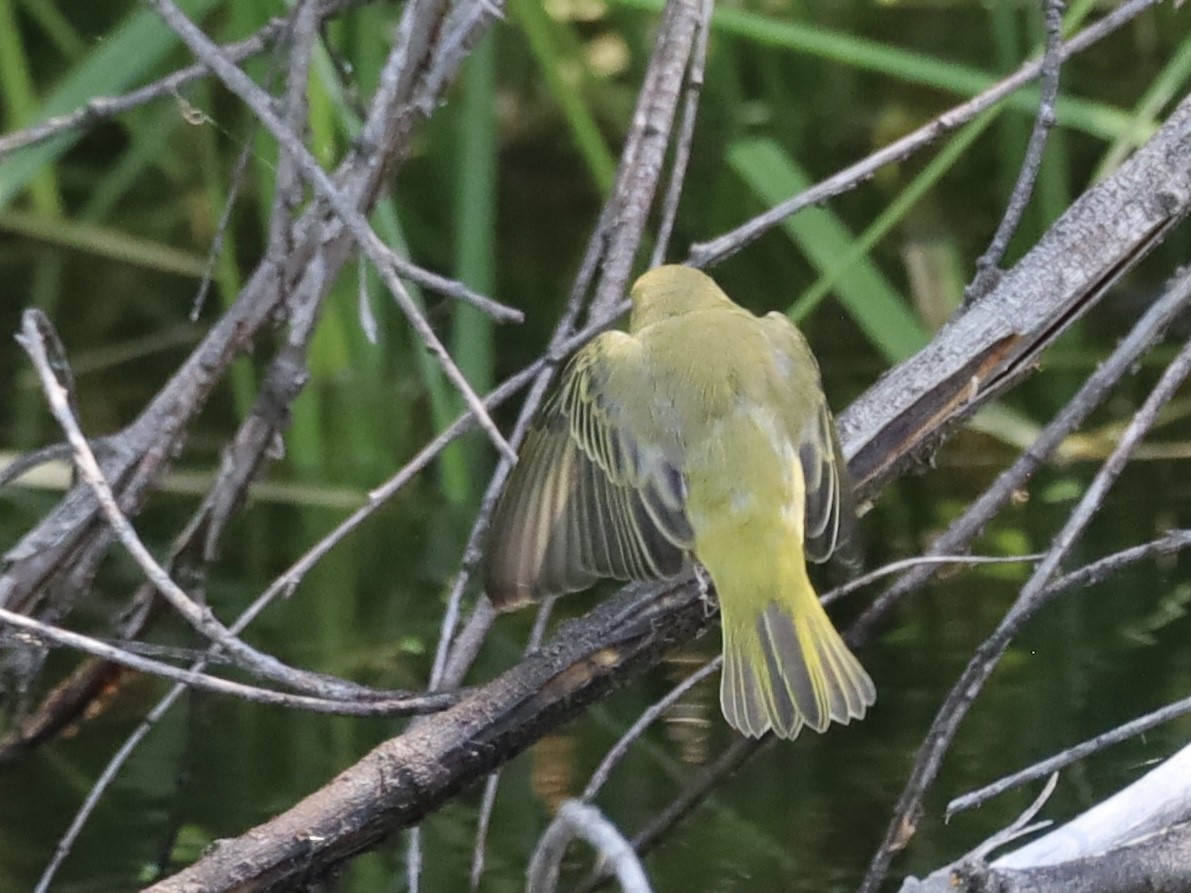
[851, 266, 1191, 645]
[189, 106, 260, 321]
[965, 0, 1065, 303]
[16, 310, 373, 700]
[1039, 528, 1191, 594]
[0, 440, 79, 488]
[464, 594, 558, 888]
[0, 607, 452, 716]
[389, 256, 524, 324]
[650, 0, 713, 266]
[192, 0, 299, 321]
[35, 682, 177, 892]
[961, 772, 1058, 862]
[148, 0, 518, 460]
[591, 0, 701, 318]
[468, 773, 502, 892]
[264, 0, 318, 269]
[946, 528, 1191, 817]
[821, 553, 1047, 607]
[0, 0, 369, 161]
[859, 318, 1191, 893]
[582, 656, 721, 801]
[687, 0, 1162, 268]
[527, 801, 653, 893]
[950, 693, 1191, 820]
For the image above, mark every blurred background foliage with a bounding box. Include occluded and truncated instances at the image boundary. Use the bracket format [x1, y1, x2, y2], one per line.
[1, 0, 1191, 890]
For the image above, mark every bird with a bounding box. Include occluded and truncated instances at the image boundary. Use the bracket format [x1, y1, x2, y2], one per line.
[484, 264, 874, 739]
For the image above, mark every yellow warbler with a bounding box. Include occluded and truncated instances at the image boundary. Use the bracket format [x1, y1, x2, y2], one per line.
[485, 265, 874, 739]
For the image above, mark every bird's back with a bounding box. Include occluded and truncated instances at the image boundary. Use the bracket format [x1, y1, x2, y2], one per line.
[633, 305, 818, 451]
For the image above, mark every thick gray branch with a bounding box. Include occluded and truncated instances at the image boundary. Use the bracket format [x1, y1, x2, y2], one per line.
[840, 90, 1191, 497]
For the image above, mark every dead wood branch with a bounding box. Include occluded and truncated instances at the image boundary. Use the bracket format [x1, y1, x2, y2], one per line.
[904, 742, 1191, 893]
[0, 0, 498, 754]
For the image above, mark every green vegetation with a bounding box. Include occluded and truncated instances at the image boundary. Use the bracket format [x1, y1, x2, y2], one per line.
[1, 1, 1189, 890]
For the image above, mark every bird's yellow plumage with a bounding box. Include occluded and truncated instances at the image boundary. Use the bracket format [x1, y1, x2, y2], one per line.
[485, 265, 874, 738]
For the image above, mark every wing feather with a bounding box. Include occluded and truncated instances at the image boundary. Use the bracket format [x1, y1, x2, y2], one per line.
[801, 406, 856, 562]
[486, 332, 692, 609]
[759, 312, 857, 564]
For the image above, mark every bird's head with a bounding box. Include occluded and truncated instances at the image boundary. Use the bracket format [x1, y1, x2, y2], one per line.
[628, 265, 732, 331]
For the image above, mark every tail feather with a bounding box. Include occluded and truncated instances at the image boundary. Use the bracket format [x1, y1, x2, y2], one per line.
[815, 612, 876, 722]
[721, 641, 771, 738]
[720, 596, 874, 740]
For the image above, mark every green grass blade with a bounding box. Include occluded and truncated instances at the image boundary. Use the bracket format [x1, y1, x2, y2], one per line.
[729, 138, 928, 362]
[0, 209, 207, 276]
[16, 0, 87, 59]
[509, 0, 617, 193]
[0, 0, 221, 210]
[0, 0, 63, 214]
[1094, 35, 1191, 179]
[795, 108, 999, 325]
[445, 31, 499, 505]
[609, 0, 1136, 141]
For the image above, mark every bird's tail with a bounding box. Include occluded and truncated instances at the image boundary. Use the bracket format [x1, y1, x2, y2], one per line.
[718, 556, 874, 739]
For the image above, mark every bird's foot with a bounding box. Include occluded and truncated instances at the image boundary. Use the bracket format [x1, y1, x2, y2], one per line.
[694, 565, 718, 618]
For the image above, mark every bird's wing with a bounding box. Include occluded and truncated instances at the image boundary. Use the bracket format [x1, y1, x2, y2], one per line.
[485, 331, 693, 609]
[798, 403, 857, 562]
[760, 312, 857, 563]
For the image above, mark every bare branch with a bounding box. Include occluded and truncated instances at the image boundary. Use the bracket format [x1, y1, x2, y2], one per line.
[687, 0, 1162, 268]
[468, 774, 501, 892]
[0, 607, 452, 716]
[822, 554, 1046, 607]
[590, 0, 701, 318]
[148, 0, 517, 460]
[650, 0, 714, 266]
[16, 310, 375, 700]
[527, 801, 653, 893]
[966, 0, 1065, 302]
[0, 0, 369, 162]
[852, 260, 1191, 643]
[263, 0, 318, 267]
[907, 744, 1191, 893]
[840, 89, 1191, 499]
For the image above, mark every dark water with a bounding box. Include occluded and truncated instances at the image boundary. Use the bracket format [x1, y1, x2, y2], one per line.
[3, 0, 1191, 889]
[2, 448, 1189, 891]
